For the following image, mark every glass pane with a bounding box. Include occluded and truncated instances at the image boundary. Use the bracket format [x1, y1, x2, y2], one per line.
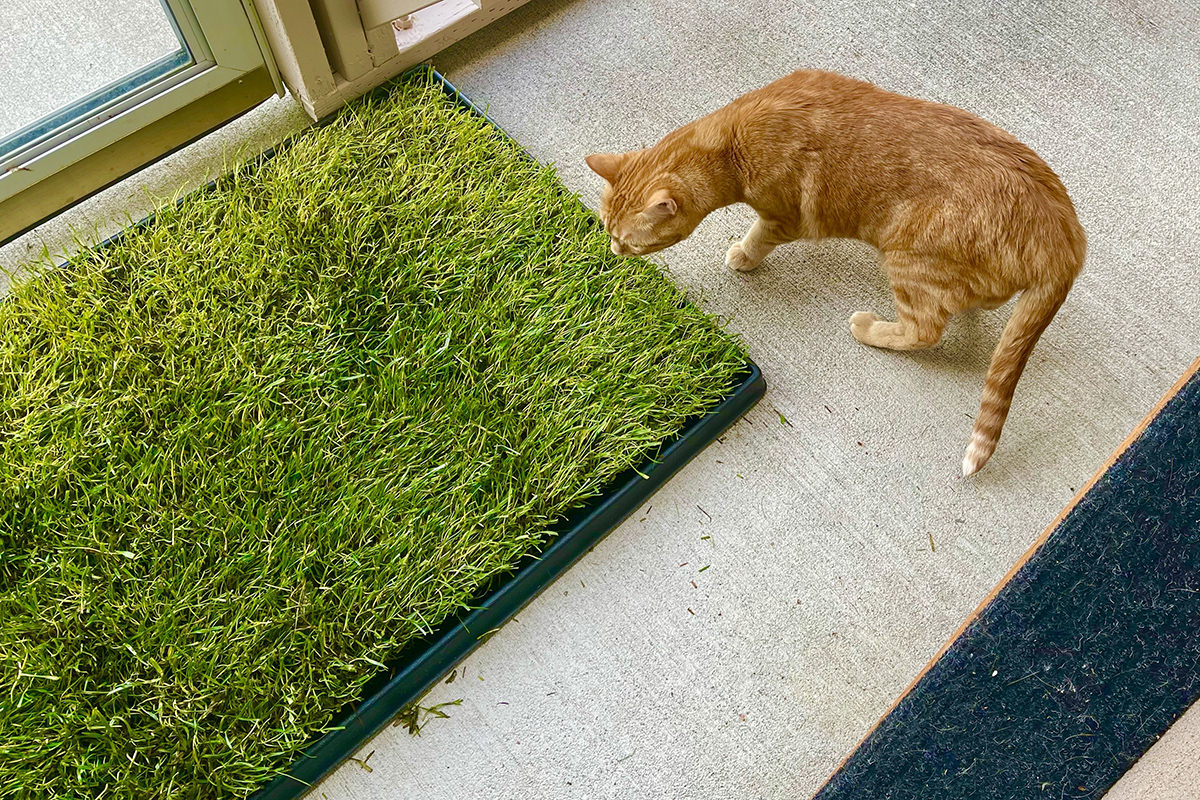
[0, 0, 193, 159]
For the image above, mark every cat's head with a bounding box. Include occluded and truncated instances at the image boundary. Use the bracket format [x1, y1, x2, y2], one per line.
[585, 151, 702, 256]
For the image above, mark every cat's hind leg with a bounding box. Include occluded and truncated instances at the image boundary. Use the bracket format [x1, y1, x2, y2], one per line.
[850, 272, 951, 351]
[727, 217, 789, 272]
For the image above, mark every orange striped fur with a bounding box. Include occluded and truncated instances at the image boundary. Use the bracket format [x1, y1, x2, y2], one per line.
[586, 70, 1085, 476]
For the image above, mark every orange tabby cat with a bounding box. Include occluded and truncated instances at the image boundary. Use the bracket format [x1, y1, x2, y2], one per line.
[586, 69, 1085, 476]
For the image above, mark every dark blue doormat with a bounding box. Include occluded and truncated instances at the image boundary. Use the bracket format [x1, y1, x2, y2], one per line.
[813, 358, 1200, 800]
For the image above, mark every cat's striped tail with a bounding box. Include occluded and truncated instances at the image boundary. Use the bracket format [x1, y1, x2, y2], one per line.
[961, 279, 1073, 477]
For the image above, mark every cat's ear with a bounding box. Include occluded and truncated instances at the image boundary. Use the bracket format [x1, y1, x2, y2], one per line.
[641, 189, 678, 221]
[585, 153, 623, 183]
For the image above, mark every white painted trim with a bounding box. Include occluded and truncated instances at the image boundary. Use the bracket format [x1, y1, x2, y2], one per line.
[357, 0, 448, 31]
[310, 0, 537, 118]
[311, 0, 378, 81]
[255, 0, 533, 120]
[250, 0, 337, 105]
[390, 0, 478, 53]
[364, 18, 401, 68]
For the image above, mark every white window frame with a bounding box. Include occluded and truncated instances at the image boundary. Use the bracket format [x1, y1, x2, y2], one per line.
[0, 0, 279, 243]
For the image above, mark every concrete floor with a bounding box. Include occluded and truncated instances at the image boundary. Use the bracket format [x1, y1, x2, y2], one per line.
[1108, 703, 1200, 800]
[0, 0, 1197, 798]
[315, 2, 1200, 798]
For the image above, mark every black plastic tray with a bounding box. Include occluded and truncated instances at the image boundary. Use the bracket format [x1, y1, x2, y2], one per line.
[248, 69, 764, 799]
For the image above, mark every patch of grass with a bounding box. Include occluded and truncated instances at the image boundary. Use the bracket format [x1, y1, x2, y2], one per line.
[0, 73, 744, 797]
[394, 698, 463, 736]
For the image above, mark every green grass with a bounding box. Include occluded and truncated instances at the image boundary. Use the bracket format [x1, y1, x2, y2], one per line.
[0, 73, 744, 798]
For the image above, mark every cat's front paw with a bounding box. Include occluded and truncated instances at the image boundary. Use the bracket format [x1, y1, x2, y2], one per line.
[849, 311, 879, 344]
[725, 242, 759, 272]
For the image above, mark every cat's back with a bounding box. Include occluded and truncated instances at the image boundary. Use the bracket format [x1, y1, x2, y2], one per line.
[747, 69, 1004, 142]
[730, 69, 1081, 258]
[736, 69, 1069, 197]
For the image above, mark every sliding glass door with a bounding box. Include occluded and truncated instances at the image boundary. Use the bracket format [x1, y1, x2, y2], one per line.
[0, 0, 277, 243]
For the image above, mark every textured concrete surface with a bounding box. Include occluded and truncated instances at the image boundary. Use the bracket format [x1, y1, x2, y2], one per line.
[0, 0, 181, 136]
[1108, 702, 1200, 800]
[313, 1, 1200, 798]
[0, 0, 1196, 798]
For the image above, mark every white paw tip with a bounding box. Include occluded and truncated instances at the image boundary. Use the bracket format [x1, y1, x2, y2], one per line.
[961, 437, 989, 478]
[725, 245, 748, 271]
